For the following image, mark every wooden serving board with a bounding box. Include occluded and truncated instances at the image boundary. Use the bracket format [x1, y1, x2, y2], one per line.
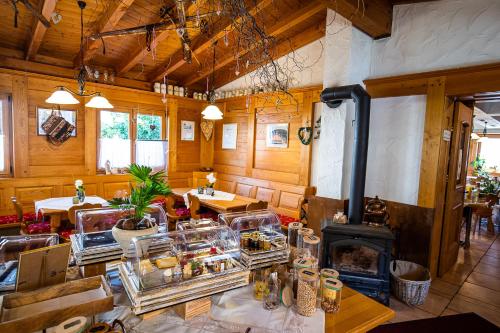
[0, 275, 113, 333]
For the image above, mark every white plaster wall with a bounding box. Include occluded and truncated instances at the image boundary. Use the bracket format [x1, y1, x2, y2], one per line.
[365, 96, 426, 205]
[309, 102, 323, 188]
[370, 0, 500, 78]
[218, 38, 325, 91]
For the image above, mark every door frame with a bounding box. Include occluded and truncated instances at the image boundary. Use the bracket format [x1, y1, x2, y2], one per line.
[364, 62, 500, 277]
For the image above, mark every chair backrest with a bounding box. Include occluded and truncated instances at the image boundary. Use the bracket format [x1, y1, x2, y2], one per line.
[68, 203, 103, 225]
[187, 193, 201, 219]
[165, 195, 179, 218]
[246, 200, 268, 211]
[11, 197, 23, 221]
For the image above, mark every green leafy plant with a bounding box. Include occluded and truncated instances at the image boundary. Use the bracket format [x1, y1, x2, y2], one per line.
[109, 164, 171, 229]
[472, 157, 486, 175]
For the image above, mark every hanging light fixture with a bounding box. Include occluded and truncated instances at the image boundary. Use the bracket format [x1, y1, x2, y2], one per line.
[470, 132, 480, 140]
[202, 41, 223, 120]
[478, 121, 488, 143]
[45, 1, 113, 108]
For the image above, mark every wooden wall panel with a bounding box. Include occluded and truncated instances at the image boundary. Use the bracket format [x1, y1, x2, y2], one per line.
[62, 184, 97, 197]
[103, 182, 131, 199]
[15, 186, 55, 205]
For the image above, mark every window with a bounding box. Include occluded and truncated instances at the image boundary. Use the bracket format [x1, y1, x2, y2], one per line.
[99, 111, 131, 169]
[135, 114, 167, 171]
[98, 111, 167, 171]
[0, 95, 11, 176]
[480, 138, 500, 170]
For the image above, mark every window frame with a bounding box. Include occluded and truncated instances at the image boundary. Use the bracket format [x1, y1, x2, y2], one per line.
[97, 108, 166, 172]
[0, 94, 12, 177]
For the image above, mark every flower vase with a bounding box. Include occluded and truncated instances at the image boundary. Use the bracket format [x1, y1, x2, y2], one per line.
[77, 190, 85, 203]
[205, 187, 215, 196]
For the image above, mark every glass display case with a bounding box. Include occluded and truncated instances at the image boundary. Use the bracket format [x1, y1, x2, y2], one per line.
[219, 210, 289, 270]
[175, 218, 223, 231]
[0, 234, 59, 291]
[119, 226, 250, 314]
[71, 204, 168, 265]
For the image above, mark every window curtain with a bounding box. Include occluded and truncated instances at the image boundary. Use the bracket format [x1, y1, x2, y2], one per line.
[135, 140, 168, 171]
[99, 137, 131, 169]
[480, 138, 500, 169]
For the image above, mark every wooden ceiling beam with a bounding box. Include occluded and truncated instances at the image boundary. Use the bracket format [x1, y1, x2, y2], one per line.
[25, 0, 57, 60]
[116, 3, 199, 75]
[214, 20, 326, 88]
[148, 0, 275, 82]
[182, 1, 326, 87]
[73, 0, 136, 67]
[323, 0, 393, 39]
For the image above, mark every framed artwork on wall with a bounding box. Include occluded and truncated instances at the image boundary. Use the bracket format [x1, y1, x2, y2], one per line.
[37, 108, 77, 136]
[266, 123, 289, 148]
[222, 123, 238, 149]
[181, 120, 195, 141]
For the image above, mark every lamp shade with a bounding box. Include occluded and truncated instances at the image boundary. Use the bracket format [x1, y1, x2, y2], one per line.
[85, 94, 113, 109]
[470, 133, 480, 140]
[202, 104, 223, 120]
[45, 87, 80, 104]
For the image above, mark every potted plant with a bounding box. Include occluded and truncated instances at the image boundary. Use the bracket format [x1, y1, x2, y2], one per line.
[109, 164, 171, 256]
[205, 173, 216, 196]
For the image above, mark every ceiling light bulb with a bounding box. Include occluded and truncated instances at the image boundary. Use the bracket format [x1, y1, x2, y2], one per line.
[85, 94, 113, 108]
[45, 87, 80, 104]
[202, 104, 223, 120]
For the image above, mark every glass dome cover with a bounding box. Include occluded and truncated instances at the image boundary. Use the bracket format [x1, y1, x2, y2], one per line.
[175, 218, 224, 231]
[219, 209, 284, 241]
[125, 225, 242, 291]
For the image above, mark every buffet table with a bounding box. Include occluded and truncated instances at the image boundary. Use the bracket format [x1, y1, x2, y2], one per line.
[97, 269, 394, 333]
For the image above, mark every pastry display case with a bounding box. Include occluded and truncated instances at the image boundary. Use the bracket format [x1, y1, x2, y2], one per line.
[70, 204, 169, 265]
[119, 225, 250, 314]
[219, 210, 289, 270]
[175, 218, 223, 231]
[0, 234, 59, 291]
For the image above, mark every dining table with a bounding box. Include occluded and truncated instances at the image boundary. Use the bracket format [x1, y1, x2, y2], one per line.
[171, 188, 259, 213]
[462, 200, 494, 248]
[35, 196, 109, 233]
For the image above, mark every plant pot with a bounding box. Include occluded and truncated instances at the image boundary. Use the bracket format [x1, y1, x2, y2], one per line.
[112, 224, 159, 257]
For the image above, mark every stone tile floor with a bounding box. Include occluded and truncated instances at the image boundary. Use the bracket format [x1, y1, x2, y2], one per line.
[387, 213, 500, 327]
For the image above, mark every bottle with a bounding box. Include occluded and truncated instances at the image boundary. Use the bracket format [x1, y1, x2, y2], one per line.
[263, 272, 280, 310]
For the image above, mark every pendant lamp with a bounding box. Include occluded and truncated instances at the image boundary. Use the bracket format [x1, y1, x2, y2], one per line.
[203, 41, 223, 120]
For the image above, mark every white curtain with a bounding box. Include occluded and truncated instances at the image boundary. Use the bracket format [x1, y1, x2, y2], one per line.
[480, 138, 500, 169]
[135, 140, 168, 171]
[99, 137, 131, 169]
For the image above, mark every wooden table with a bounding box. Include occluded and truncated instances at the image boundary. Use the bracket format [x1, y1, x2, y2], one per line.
[172, 188, 258, 213]
[325, 286, 395, 332]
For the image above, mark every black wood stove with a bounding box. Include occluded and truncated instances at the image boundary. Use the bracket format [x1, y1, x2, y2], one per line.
[320, 85, 394, 305]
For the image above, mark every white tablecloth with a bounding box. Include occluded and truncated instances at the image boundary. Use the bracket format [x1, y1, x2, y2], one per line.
[183, 189, 236, 208]
[35, 196, 109, 216]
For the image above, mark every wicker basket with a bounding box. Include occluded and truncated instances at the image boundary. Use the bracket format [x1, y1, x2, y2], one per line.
[390, 260, 431, 306]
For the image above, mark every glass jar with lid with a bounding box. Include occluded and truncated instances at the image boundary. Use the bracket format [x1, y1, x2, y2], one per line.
[302, 235, 321, 262]
[297, 228, 314, 249]
[263, 272, 280, 310]
[288, 222, 303, 263]
[296, 268, 319, 317]
[321, 278, 342, 313]
[292, 257, 316, 298]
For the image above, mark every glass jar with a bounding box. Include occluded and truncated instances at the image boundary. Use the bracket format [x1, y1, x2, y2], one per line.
[297, 228, 314, 249]
[263, 272, 280, 310]
[302, 235, 320, 262]
[288, 222, 303, 264]
[321, 278, 342, 313]
[280, 271, 294, 308]
[292, 258, 315, 298]
[253, 269, 268, 300]
[319, 268, 339, 300]
[296, 268, 319, 317]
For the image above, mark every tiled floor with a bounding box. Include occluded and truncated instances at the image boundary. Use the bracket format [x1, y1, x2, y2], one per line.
[388, 214, 500, 327]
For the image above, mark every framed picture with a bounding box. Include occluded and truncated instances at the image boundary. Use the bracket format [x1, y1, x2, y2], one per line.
[37, 108, 77, 136]
[181, 120, 195, 141]
[266, 123, 289, 148]
[222, 123, 238, 149]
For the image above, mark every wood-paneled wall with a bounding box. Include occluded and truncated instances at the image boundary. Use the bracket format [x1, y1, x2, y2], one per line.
[0, 68, 206, 214]
[213, 87, 321, 186]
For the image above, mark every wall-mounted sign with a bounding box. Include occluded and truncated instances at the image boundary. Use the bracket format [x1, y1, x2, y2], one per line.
[181, 120, 195, 141]
[222, 123, 238, 149]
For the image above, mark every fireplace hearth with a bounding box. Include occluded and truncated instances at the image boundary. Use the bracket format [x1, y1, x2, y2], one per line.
[321, 223, 394, 305]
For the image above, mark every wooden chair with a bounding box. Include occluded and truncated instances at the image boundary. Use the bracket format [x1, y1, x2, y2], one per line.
[246, 200, 268, 211]
[165, 195, 189, 230]
[187, 193, 201, 219]
[67, 203, 103, 225]
[472, 198, 496, 234]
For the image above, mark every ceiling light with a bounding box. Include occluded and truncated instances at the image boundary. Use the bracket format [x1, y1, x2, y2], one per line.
[478, 121, 488, 142]
[45, 87, 80, 104]
[202, 104, 223, 120]
[85, 93, 114, 109]
[470, 133, 480, 140]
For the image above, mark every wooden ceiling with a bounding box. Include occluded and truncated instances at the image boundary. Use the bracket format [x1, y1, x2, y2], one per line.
[0, 0, 431, 91]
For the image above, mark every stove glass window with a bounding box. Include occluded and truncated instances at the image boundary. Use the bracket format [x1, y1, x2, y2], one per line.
[331, 244, 380, 276]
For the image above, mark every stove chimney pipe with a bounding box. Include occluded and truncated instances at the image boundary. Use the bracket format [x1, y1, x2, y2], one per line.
[320, 84, 371, 224]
